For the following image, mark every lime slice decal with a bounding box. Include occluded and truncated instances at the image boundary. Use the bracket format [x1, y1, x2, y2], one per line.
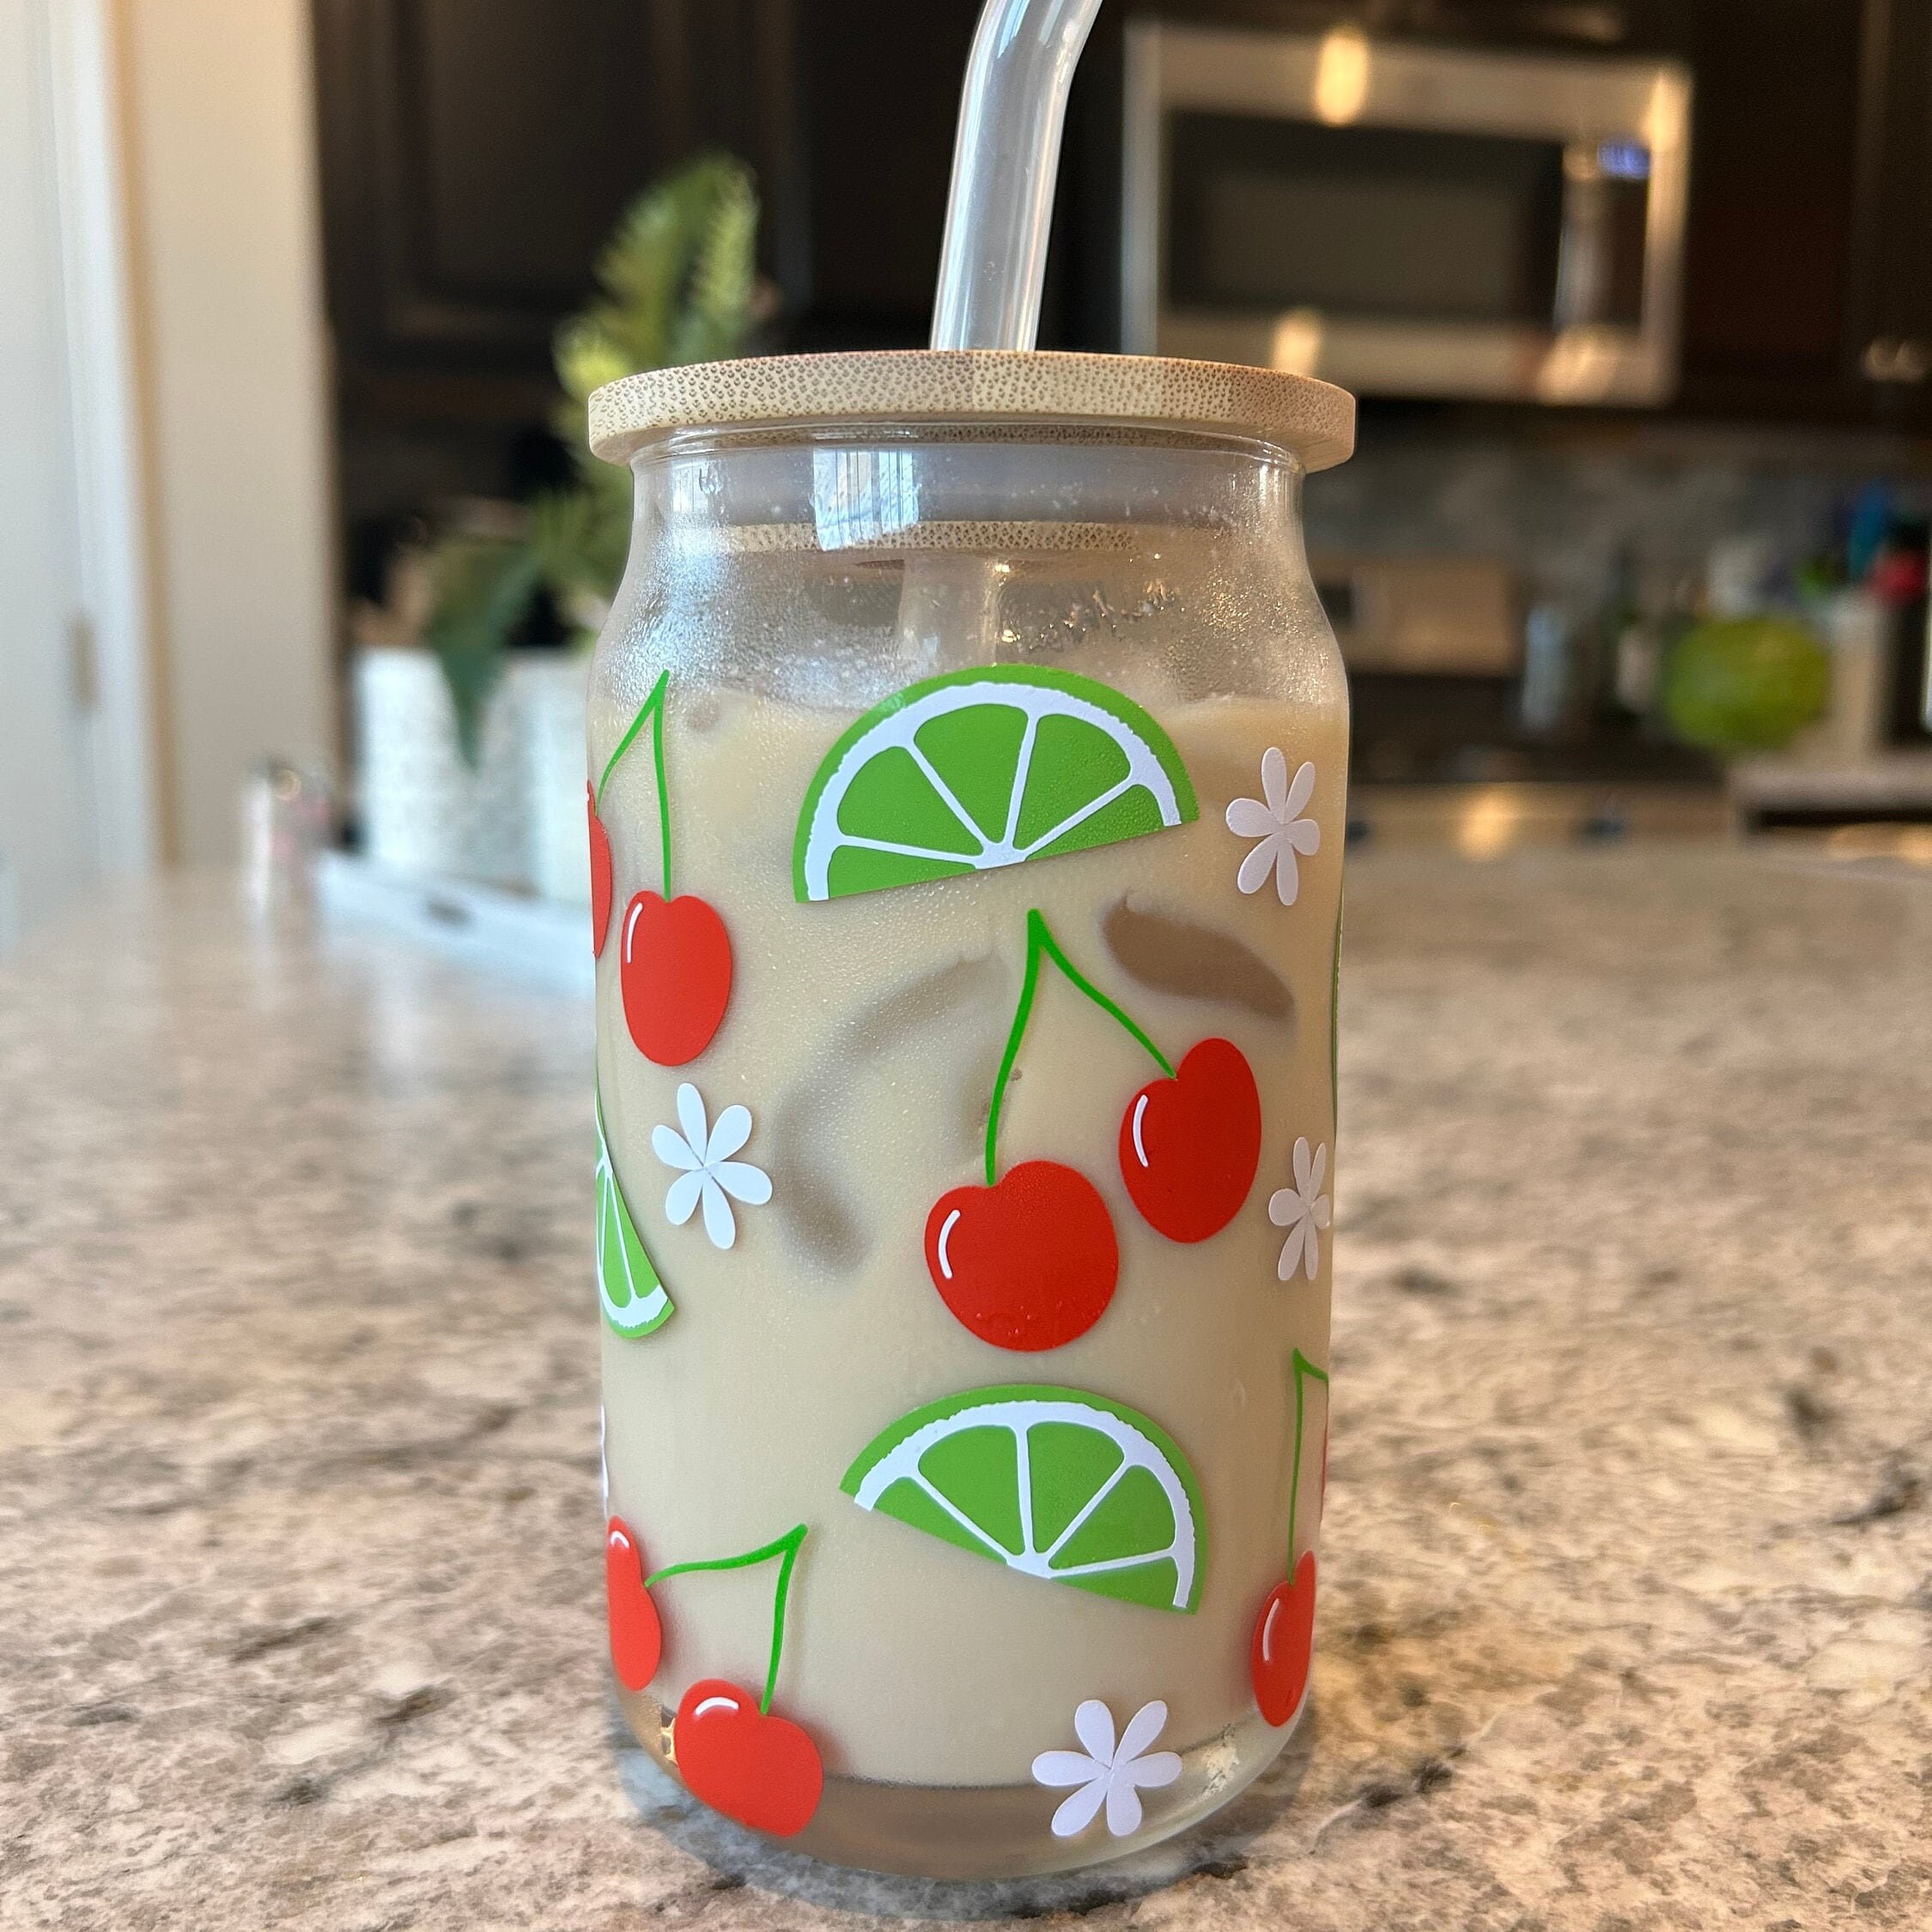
[793, 666, 1199, 902]
[841, 1384, 1206, 1613]
[597, 1093, 673, 1338]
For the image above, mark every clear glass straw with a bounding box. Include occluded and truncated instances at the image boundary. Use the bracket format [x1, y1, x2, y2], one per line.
[902, 0, 1104, 674]
[930, 0, 1106, 351]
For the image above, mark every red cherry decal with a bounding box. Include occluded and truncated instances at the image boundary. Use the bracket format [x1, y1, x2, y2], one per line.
[1119, 1037, 1261, 1242]
[605, 1517, 663, 1691]
[673, 1679, 823, 1837]
[620, 890, 732, 1066]
[1250, 1549, 1317, 1727]
[925, 1159, 1118, 1352]
[588, 787, 614, 957]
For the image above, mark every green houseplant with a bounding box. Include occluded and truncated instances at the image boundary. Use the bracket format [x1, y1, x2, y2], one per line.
[425, 155, 762, 762]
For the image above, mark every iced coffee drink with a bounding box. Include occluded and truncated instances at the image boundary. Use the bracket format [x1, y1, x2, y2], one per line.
[586, 350, 1352, 1876]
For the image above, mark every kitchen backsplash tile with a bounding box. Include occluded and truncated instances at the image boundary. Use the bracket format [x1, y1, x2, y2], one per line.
[1305, 423, 1932, 609]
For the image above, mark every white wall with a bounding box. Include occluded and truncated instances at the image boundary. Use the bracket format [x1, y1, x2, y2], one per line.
[119, 0, 337, 863]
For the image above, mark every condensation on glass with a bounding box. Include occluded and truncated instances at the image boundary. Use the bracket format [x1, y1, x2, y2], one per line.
[588, 352, 1353, 1879]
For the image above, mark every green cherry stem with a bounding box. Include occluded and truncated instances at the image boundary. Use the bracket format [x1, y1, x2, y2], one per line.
[645, 1522, 808, 1715]
[982, 908, 1174, 1188]
[1285, 1348, 1330, 1566]
[1327, 890, 1345, 1132]
[595, 670, 673, 897]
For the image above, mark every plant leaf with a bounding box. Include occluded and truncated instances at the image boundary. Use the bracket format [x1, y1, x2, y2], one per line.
[422, 154, 762, 726]
[532, 154, 762, 617]
[423, 537, 541, 766]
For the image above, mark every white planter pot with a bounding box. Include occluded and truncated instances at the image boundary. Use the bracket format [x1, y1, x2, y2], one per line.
[355, 647, 527, 888]
[523, 652, 592, 906]
[355, 647, 592, 897]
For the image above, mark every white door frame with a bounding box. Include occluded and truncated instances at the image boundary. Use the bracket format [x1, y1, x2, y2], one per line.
[43, 0, 164, 876]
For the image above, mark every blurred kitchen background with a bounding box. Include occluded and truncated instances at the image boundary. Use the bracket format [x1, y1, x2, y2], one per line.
[8, 0, 1932, 957]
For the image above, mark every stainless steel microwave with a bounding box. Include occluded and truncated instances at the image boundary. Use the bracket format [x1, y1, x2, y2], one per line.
[1123, 24, 1692, 405]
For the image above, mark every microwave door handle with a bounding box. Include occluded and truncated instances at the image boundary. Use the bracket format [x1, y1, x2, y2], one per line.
[1553, 146, 1610, 331]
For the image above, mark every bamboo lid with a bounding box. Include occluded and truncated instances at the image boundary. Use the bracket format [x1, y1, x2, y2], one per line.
[588, 349, 1354, 471]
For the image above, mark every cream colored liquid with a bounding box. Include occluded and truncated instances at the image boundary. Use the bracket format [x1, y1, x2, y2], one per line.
[597, 683, 1344, 1787]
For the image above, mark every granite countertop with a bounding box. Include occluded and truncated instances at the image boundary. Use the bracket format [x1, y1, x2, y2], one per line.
[3, 851, 1929, 1930]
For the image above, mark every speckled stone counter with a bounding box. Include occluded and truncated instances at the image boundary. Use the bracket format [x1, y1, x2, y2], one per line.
[3, 850, 1929, 1931]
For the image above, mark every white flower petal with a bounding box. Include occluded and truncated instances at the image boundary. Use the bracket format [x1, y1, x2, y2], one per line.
[1267, 1187, 1301, 1229]
[1072, 1698, 1116, 1765]
[1311, 1194, 1333, 1230]
[1236, 837, 1279, 896]
[1285, 816, 1322, 855]
[1261, 744, 1288, 814]
[665, 1170, 705, 1225]
[652, 1124, 701, 1172]
[674, 1082, 709, 1152]
[1115, 1699, 1169, 1765]
[1284, 758, 1316, 817]
[707, 1103, 752, 1163]
[1278, 1222, 1307, 1282]
[1032, 1750, 1101, 1789]
[1308, 1143, 1327, 1194]
[1225, 796, 1279, 839]
[1303, 1225, 1321, 1280]
[1273, 844, 1302, 906]
[699, 1177, 737, 1250]
[1103, 1777, 1145, 1838]
[712, 1159, 771, 1206]
[1050, 1778, 1109, 1838]
[1125, 1750, 1182, 1791]
[1293, 1136, 1314, 1194]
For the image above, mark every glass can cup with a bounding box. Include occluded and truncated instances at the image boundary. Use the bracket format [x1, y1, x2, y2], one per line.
[587, 352, 1352, 1880]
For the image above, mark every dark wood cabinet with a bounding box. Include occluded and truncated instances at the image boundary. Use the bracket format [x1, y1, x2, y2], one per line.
[313, 0, 799, 404]
[1674, 1, 1866, 417]
[1677, 0, 1932, 426]
[313, 0, 1932, 533]
[1107, 0, 1685, 51]
[783, 0, 982, 348]
[315, 0, 807, 535]
[1849, 0, 1932, 420]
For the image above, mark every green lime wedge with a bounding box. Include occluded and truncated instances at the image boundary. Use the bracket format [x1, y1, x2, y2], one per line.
[596, 1092, 673, 1338]
[840, 1384, 1206, 1613]
[793, 666, 1198, 902]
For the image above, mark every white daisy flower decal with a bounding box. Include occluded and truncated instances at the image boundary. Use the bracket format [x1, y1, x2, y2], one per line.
[1226, 749, 1320, 905]
[650, 1083, 771, 1251]
[1031, 1698, 1182, 1839]
[1269, 1137, 1332, 1282]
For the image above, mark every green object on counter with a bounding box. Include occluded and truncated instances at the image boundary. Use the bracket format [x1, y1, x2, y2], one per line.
[1661, 616, 1830, 754]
